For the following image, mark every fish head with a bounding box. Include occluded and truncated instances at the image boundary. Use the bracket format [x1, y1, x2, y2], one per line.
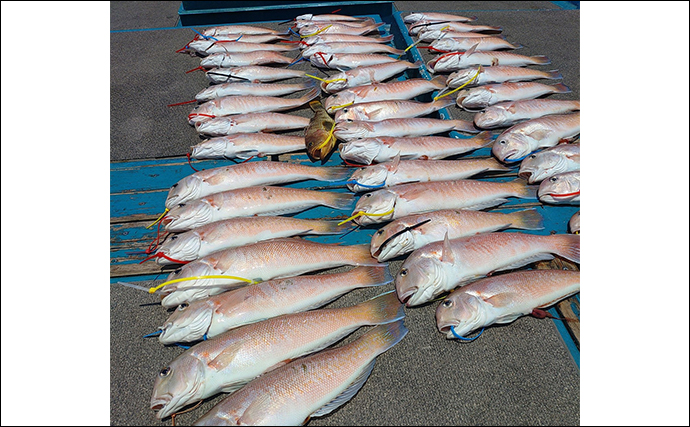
[430, 38, 456, 52]
[302, 43, 331, 58]
[295, 13, 314, 21]
[165, 176, 204, 210]
[190, 137, 230, 159]
[159, 261, 221, 308]
[569, 211, 580, 234]
[404, 13, 424, 23]
[473, 106, 509, 129]
[491, 131, 532, 163]
[322, 75, 350, 93]
[538, 171, 580, 203]
[346, 164, 389, 192]
[154, 232, 202, 265]
[370, 218, 419, 261]
[150, 354, 206, 419]
[427, 53, 461, 74]
[339, 138, 383, 165]
[457, 88, 492, 110]
[446, 68, 479, 88]
[308, 51, 334, 68]
[395, 246, 451, 307]
[352, 189, 397, 226]
[195, 117, 236, 136]
[435, 291, 489, 339]
[518, 151, 563, 183]
[324, 92, 356, 114]
[334, 120, 374, 141]
[195, 86, 218, 102]
[334, 105, 369, 122]
[158, 299, 215, 344]
[299, 24, 321, 35]
[199, 53, 222, 69]
[417, 29, 443, 42]
[162, 200, 214, 232]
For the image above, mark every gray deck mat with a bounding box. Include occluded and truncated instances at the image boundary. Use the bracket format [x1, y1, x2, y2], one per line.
[111, 2, 580, 425]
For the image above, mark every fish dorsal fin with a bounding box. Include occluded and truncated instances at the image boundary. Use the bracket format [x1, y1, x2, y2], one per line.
[440, 232, 455, 264]
[386, 153, 401, 172]
[312, 359, 377, 417]
[465, 43, 479, 57]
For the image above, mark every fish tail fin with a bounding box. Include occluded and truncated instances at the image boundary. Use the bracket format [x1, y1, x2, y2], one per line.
[376, 34, 395, 43]
[509, 42, 524, 49]
[430, 75, 447, 89]
[409, 60, 425, 68]
[471, 130, 495, 148]
[306, 219, 353, 235]
[451, 119, 479, 134]
[348, 265, 394, 288]
[390, 47, 405, 55]
[505, 208, 545, 231]
[531, 55, 551, 65]
[300, 87, 322, 103]
[544, 70, 563, 80]
[552, 83, 571, 93]
[482, 156, 512, 172]
[346, 244, 387, 267]
[359, 318, 408, 354]
[510, 178, 539, 199]
[357, 290, 406, 325]
[548, 234, 580, 264]
[319, 166, 353, 182]
[487, 25, 503, 32]
[324, 192, 356, 211]
[432, 97, 456, 110]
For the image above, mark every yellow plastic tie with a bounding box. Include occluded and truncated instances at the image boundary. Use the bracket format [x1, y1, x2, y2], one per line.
[300, 24, 332, 38]
[328, 100, 354, 111]
[337, 207, 395, 226]
[433, 65, 482, 101]
[146, 208, 169, 229]
[148, 275, 258, 294]
[397, 38, 423, 58]
[440, 25, 450, 31]
[305, 73, 347, 84]
[313, 121, 337, 152]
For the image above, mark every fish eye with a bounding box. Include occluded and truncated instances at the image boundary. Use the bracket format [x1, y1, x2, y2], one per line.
[499, 140, 506, 144]
[399, 268, 408, 277]
[178, 303, 189, 310]
[342, 108, 348, 113]
[173, 268, 182, 275]
[529, 154, 537, 159]
[171, 183, 178, 188]
[178, 203, 186, 208]
[376, 229, 384, 235]
[442, 299, 453, 308]
[346, 119, 353, 123]
[159, 367, 171, 377]
[364, 193, 372, 197]
[171, 235, 178, 240]
[550, 177, 558, 182]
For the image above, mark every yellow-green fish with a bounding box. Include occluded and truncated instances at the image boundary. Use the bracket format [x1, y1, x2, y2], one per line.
[305, 100, 337, 164]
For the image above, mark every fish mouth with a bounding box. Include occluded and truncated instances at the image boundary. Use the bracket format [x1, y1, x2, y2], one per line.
[517, 169, 533, 180]
[438, 322, 455, 335]
[396, 287, 417, 306]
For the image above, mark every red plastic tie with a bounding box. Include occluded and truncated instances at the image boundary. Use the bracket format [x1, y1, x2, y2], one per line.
[139, 251, 190, 265]
[331, 8, 342, 13]
[550, 190, 580, 198]
[342, 159, 370, 167]
[167, 99, 198, 107]
[316, 51, 331, 66]
[240, 156, 256, 164]
[185, 66, 205, 74]
[186, 152, 200, 172]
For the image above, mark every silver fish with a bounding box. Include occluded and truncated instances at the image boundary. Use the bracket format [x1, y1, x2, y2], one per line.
[457, 82, 571, 111]
[319, 60, 423, 93]
[195, 112, 310, 136]
[518, 144, 580, 183]
[199, 51, 295, 68]
[334, 117, 478, 141]
[538, 171, 580, 205]
[302, 42, 404, 58]
[569, 211, 580, 234]
[190, 134, 306, 160]
[430, 37, 522, 52]
[205, 66, 306, 84]
[474, 99, 580, 129]
[195, 80, 317, 103]
[447, 66, 563, 89]
[334, 98, 455, 122]
[428, 48, 549, 73]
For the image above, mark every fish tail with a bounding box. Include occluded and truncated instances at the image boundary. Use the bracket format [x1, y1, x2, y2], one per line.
[544, 70, 563, 80]
[505, 208, 545, 230]
[306, 219, 353, 235]
[531, 55, 551, 65]
[324, 192, 356, 211]
[349, 265, 394, 287]
[345, 244, 387, 267]
[318, 166, 354, 182]
[451, 119, 479, 134]
[551, 83, 571, 93]
[510, 178, 539, 199]
[509, 42, 524, 49]
[431, 97, 456, 110]
[430, 75, 447, 89]
[486, 25, 503, 31]
[471, 131, 495, 148]
[356, 290, 406, 325]
[389, 47, 405, 55]
[410, 60, 425, 68]
[481, 156, 512, 172]
[358, 319, 408, 354]
[548, 234, 580, 264]
[376, 35, 395, 43]
[299, 87, 322, 104]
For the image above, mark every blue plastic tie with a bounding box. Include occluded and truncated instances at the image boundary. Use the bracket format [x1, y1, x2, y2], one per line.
[143, 330, 163, 338]
[288, 56, 306, 67]
[175, 343, 190, 349]
[451, 326, 485, 341]
[191, 28, 218, 41]
[289, 27, 301, 37]
[203, 334, 208, 341]
[234, 34, 243, 42]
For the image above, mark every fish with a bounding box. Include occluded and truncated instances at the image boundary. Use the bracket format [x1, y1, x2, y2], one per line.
[150, 291, 403, 419]
[305, 100, 338, 164]
[309, 52, 402, 69]
[370, 208, 545, 261]
[302, 42, 404, 58]
[428, 46, 550, 73]
[301, 34, 394, 46]
[195, 112, 310, 136]
[447, 66, 563, 89]
[430, 37, 522, 52]
[334, 117, 478, 141]
[349, 179, 537, 226]
[518, 144, 580, 183]
[193, 33, 290, 44]
[293, 17, 376, 29]
[158, 239, 384, 308]
[155, 216, 350, 265]
[339, 132, 494, 165]
[346, 156, 510, 192]
[323, 76, 447, 113]
[294, 13, 371, 23]
[538, 171, 580, 204]
[162, 186, 354, 232]
[569, 211, 580, 234]
[395, 232, 580, 306]
[298, 22, 387, 36]
[187, 88, 320, 125]
[187, 40, 299, 56]
[164, 160, 352, 209]
[408, 20, 502, 35]
[435, 270, 580, 338]
[157, 266, 393, 343]
[417, 29, 501, 42]
[192, 320, 407, 426]
[201, 25, 285, 37]
[194, 81, 317, 103]
[205, 66, 307, 84]
[190, 133, 306, 160]
[199, 51, 295, 68]
[457, 82, 571, 111]
[319, 60, 423, 93]
[492, 112, 580, 162]
[334, 98, 455, 122]
[474, 99, 580, 129]
[404, 12, 477, 23]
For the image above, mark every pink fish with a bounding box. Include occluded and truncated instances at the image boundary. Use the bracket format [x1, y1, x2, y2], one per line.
[190, 133, 306, 160]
